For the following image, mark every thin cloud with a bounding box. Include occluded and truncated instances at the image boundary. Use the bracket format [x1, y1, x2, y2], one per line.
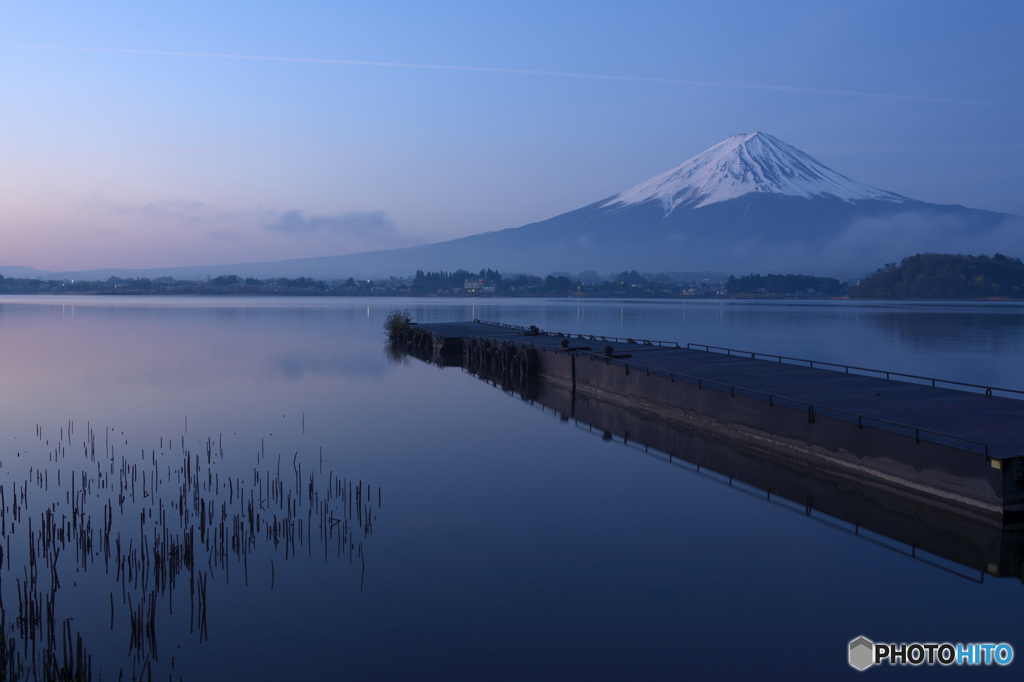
[267, 210, 397, 238]
[9, 44, 1013, 106]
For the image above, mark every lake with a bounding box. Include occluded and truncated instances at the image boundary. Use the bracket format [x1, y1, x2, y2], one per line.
[1, 295, 1022, 680]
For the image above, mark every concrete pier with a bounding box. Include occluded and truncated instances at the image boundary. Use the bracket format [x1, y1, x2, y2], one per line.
[398, 320, 1024, 521]
[519, 370, 1023, 581]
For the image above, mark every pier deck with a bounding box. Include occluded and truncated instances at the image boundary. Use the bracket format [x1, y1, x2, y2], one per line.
[401, 320, 1024, 519]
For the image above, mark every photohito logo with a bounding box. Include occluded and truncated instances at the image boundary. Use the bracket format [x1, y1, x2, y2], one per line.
[849, 636, 1014, 670]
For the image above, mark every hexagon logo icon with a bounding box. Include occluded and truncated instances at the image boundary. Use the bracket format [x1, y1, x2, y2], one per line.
[849, 636, 874, 671]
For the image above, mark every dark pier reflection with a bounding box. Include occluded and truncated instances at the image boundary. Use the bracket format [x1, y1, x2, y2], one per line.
[397, 338, 1024, 585]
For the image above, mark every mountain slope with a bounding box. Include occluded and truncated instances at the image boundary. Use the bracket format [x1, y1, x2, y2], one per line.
[35, 132, 1024, 281]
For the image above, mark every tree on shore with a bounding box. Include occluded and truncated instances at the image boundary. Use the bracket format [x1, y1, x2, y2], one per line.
[850, 253, 1024, 299]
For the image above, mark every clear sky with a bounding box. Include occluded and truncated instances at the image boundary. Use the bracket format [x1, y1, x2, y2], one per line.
[2, 0, 1022, 271]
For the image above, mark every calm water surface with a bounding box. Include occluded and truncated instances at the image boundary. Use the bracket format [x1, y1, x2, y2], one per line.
[1, 296, 1022, 680]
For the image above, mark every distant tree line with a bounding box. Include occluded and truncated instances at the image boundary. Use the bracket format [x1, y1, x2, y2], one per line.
[0, 269, 727, 298]
[725, 273, 846, 296]
[6, 254, 1019, 299]
[850, 253, 1024, 299]
[0, 274, 350, 295]
[412, 269, 503, 293]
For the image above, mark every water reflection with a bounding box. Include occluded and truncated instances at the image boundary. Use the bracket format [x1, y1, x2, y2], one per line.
[400, 339, 1024, 586]
[4, 296, 1024, 678]
[0, 414, 379, 679]
[867, 307, 1024, 353]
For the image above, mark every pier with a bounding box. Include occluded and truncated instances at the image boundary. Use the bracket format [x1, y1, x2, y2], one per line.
[398, 320, 1024, 522]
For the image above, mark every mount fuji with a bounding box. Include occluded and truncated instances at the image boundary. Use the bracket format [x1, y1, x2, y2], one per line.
[262, 131, 1022, 280]
[40, 132, 1024, 281]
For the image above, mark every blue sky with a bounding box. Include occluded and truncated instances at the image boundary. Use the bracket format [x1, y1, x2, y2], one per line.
[2, 0, 1022, 270]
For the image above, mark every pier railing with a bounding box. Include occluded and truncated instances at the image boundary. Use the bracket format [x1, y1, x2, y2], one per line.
[687, 343, 1024, 400]
[467, 321, 1002, 456]
[576, 350, 992, 457]
[475, 320, 681, 348]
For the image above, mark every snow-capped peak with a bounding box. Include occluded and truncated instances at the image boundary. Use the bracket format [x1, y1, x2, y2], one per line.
[603, 132, 905, 214]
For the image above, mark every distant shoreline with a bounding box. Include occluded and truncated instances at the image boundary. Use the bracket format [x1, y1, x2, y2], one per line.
[4, 253, 1024, 301]
[3, 291, 1022, 303]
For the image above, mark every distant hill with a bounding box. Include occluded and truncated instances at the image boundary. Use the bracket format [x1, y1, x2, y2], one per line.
[0, 266, 53, 279]
[851, 253, 1024, 299]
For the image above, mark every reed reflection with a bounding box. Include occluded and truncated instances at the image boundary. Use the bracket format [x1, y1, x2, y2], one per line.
[0, 415, 379, 680]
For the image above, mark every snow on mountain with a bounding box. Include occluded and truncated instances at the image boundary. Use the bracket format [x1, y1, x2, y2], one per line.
[603, 132, 906, 215]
